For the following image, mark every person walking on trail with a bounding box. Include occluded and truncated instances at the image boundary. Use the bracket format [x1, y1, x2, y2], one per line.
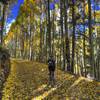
[48, 55, 56, 86]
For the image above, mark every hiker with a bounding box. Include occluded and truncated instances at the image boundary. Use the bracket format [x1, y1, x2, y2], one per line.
[48, 55, 56, 86]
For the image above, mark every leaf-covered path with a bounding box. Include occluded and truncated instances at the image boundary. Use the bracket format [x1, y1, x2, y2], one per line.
[2, 60, 100, 100]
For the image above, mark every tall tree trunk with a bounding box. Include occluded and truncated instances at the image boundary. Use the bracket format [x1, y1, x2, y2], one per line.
[71, 0, 76, 73]
[29, 27, 32, 60]
[0, 4, 6, 45]
[39, 2, 43, 62]
[82, 1, 86, 77]
[64, 0, 71, 71]
[59, 30, 62, 68]
[60, 0, 65, 70]
[20, 31, 24, 59]
[93, 0, 97, 79]
[45, 5, 48, 62]
[47, 0, 51, 56]
[29, 12, 33, 61]
[14, 33, 17, 58]
[52, 10, 55, 56]
[88, 0, 94, 76]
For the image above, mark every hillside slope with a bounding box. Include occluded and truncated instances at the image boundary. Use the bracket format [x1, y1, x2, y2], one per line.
[2, 60, 100, 100]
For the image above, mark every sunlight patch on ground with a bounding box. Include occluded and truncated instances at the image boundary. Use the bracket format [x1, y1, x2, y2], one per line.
[32, 87, 57, 100]
[69, 77, 85, 89]
[33, 84, 47, 94]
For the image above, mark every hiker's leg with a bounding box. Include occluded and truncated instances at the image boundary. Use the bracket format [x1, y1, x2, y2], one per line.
[51, 71, 55, 86]
[53, 71, 56, 84]
[48, 70, 52, 85]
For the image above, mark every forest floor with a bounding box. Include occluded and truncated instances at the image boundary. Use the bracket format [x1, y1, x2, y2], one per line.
[1, 59, 100, 100]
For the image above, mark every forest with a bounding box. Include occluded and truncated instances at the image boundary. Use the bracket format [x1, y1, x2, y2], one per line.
[0, 0, 100, 99]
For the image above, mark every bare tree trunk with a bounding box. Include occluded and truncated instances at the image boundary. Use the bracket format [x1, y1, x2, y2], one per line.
[39, 3, 43, 62]
[83, 1, 86, 77]
[14, 33, 17, 58]
[64, 0, 71, 72]
[47, 0, 51, 56]
[88, 0, 94, 76]
[0, 4, 6, 45]
[71, 0, 76, 73]
[52, 10, 55, 56]
[60, 0, 65, 70]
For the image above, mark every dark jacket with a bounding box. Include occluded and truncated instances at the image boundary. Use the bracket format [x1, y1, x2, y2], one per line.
[48, 58, 55, 71]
